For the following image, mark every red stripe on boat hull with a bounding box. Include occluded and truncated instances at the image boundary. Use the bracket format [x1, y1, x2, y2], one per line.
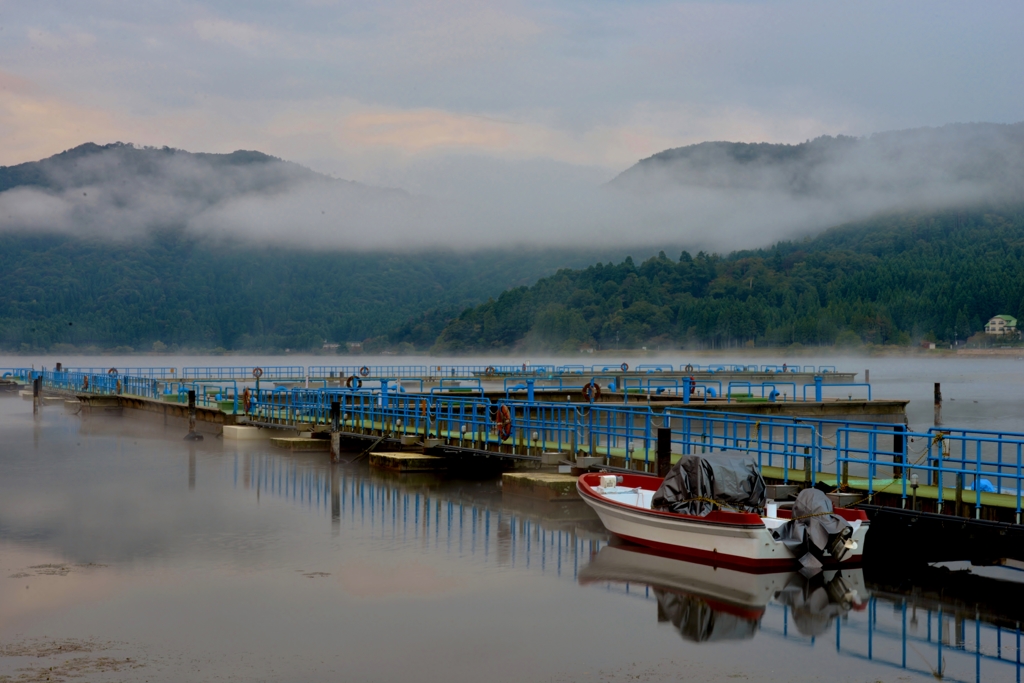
[611, 533, 865, 573]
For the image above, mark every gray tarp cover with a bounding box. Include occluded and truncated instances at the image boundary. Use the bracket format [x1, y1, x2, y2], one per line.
[652, 452, 767, 516]
[655, 591, 758, 642]
[772, 488, 853, 576]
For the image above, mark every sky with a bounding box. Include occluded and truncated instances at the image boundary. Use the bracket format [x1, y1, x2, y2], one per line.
[1, 1, 1023, 249]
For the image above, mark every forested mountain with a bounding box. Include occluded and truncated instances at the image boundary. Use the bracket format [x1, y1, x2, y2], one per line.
[4, 133, 1024, 354]
[426, 205, 1024, 352]
[0, 232, 628, 352]
[611, 123, 1024, 199]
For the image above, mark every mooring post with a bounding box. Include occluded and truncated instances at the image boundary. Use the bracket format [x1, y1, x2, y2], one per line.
[330, 400, 341, 463]
[865, 368, 869, 384]
[814, 375, 823, 402]
[32, 374, 41, 415]
[657, 427, 671, 477]
[184, 389, 203, 441]
[893, 424, 905, 478]
[934, 382, 942, 426]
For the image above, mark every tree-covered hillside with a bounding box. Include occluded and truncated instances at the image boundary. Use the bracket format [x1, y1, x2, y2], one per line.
[427, 206, 1024, 352]
[0, 231, 626, 352]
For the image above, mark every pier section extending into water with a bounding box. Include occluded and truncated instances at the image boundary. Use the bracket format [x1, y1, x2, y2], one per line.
[14, 362, 1024, 549]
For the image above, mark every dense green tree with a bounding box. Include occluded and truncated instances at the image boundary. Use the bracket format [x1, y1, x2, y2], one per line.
[429, 205, 1024, 351]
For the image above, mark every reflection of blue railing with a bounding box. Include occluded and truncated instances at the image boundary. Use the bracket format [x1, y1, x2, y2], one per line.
[235, 455, 1020, 683]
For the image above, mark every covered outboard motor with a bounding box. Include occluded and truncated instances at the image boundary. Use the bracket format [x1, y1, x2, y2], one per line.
[652, 453, 766, 517]
[775, 570, 863, 637]
[772, 488, 856, 576]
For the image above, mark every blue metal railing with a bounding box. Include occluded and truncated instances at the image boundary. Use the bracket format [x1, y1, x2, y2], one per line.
[802, 379, 872, 401]
[43, 368, 1024, 516]
[180, 366, 305, 380]
[64, 367, 178, 379]
[834, 426, 1024, 518]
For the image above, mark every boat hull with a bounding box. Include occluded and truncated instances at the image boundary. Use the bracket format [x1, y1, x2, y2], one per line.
[578, 474, 868, 572]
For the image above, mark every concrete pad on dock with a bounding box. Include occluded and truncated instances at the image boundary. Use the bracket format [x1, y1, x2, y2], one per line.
[502, 472, 581, 502]
[270, 437, 330, 451]
[369, 452, 447, 472]
[41, 396, 64, 406]
[223, 425, 266, 440]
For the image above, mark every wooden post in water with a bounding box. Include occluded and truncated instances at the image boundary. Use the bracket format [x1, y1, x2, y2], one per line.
[657, 428, 671, 477]
[865, 369, 870, 384]
[32, 375, 41, 415]
[330, 401, 341, 463]
[184, 390, 203, 441]
[933, 382, 942, 426]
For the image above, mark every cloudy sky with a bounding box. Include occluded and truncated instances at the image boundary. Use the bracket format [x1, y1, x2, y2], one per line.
[0, 1, 1022, 250]
[2, 1, 1022, 181]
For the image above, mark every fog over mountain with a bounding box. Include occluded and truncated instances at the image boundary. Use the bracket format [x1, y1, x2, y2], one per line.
[2, 122, 1023, 251]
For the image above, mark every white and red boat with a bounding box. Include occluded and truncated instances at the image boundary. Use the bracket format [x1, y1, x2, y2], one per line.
[577, 471, 868, 572]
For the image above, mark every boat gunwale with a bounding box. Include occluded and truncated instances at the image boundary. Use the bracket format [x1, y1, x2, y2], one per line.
[577, 472, 868, 526]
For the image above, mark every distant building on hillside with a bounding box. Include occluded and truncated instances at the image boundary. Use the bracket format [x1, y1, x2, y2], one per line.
[984, 314, 1018, 335]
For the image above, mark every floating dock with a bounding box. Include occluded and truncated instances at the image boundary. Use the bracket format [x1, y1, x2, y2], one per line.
[18, 362, 1024, 556]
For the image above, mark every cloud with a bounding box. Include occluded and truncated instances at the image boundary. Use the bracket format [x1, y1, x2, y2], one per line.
[193, 19, 276, 53]
[2, 122, 1023, 254]
[26, 27, 97, 50]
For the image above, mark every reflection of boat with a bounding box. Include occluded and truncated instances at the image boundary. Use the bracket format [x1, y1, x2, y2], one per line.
[580, 543, 866, 642]
[577, 471, 868, 571]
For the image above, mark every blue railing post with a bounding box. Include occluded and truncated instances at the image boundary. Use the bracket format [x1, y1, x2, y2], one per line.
[682, 377, 691, 404]
[381, 379, 390, 408]
[526, 378, 535, 403]
[814, 375, 823, 402]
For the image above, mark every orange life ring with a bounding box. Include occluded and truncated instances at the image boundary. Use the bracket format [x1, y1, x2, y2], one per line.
[485, 366, 496, 376]
[108, 367, 118, 375]
[346, 375, 362, 389]
[620, 362, 629, 371]
[684, 364, 693, 372]
[242, 387, 252, 413]
[252, 367, 263, 379]
[495, 404, 512, 441]
[359, 366, 370, 377]
[583, 382, 602, 402]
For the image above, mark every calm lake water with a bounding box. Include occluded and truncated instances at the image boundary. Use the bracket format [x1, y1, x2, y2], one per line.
[1, 355, 1022, 682]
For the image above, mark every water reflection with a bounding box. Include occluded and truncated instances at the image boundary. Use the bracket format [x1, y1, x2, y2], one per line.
[5, 389, 1024, 683]
[576, 540, 1023, 683]
[579, 544, 863, 643]
[232, 451, 1024, 683]
[232, 452, 608, 579]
